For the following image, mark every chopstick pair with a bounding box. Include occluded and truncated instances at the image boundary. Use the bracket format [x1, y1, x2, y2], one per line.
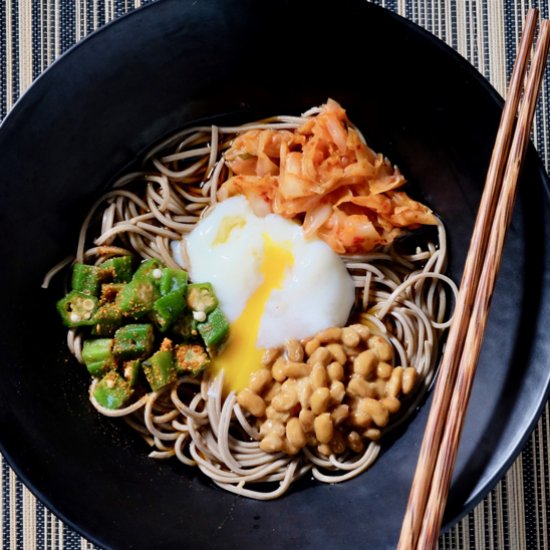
[397, 9, 550, 550]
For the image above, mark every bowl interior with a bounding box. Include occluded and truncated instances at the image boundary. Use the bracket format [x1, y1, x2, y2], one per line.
[1, 1, 549, 548]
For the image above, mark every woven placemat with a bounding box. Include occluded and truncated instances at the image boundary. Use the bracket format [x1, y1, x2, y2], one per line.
[1, 1, 549, 548]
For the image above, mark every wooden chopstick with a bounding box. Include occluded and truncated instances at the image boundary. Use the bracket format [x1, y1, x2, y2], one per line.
[397, 9, 540, 550]
[415, 19, 550, 550]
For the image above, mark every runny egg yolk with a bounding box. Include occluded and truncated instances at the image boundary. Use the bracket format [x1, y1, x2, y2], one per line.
[212, 234, 294, 393]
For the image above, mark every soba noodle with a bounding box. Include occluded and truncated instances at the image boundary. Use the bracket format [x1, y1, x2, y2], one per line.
[46, 110, 457, 499]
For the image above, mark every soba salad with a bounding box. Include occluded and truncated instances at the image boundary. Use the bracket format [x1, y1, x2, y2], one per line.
[47, 99, 457, 500]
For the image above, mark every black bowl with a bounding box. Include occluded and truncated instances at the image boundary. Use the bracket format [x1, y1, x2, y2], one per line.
[1, 1, 549, 548]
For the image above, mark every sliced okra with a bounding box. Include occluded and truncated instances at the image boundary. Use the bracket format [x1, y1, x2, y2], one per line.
[93, 371, 133, 409]
[92, 302, 123, 337]
[116, 279, 160, 318]
[56, 291, 99, 327]
[122, 359, 141, 387]
[187, 283, 217, 314]
[82, 338, 117, 377]
[143, 350, 177, 391]
[99, 255, 133, 283]
[71, 263, 102, 296]
[150, 291, 186, 333]
[160, 268, 188, 296]
[99, 283, 125, 304]
[113, 323, 154, 360]
[174, 344, 210, 376]
[197, 307, 230, 350]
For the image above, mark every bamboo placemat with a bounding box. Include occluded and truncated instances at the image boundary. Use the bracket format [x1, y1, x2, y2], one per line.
[1, 1, 549, 548]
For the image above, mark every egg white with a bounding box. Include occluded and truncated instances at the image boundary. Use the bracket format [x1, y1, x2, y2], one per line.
[184, 196, 355, 349]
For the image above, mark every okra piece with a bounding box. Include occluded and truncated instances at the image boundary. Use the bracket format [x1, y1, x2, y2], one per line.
[143, 350, 177, 391]
[99, 283, 125, 304]
[93, 371, 133, 409]
[99, 255, 133, 283]
[115, 259, 163, 317]
[71, 263, 102, 296]
[116, 278, 160, 317]
[122, 359, 141, 386]
[170, 313, 199, 341]
[82, 338, 117, 377]
[160, 268, 188, 296]
[56, 291, 99, 327]
[92, 302, 123, 337]
[197, 307, 230, 350]
[133, 259, 162, 281]
[174, 344, 210, 376]
[151, 291, 186, 333]
[113, 323, 154, 360]
[187, 283, 217, 314]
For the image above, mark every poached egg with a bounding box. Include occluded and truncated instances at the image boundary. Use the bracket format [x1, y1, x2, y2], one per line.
[182, 196, 355, 392]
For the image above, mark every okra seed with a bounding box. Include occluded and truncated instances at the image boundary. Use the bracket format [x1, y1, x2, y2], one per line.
[70, 313, 80, 323]
[193, 310, 207, 322]
[152, 268, 162, 279]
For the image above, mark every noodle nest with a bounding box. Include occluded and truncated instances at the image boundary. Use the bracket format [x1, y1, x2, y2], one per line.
[48, 110, 457, 500]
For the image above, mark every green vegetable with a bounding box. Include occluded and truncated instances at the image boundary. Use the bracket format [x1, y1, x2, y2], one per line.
[92, 302, 123, 336]
[99, 256, 133, 283]
[116, 279, 160, 317]
[114, 259, 163, 317]
[133, 259, 162, 281]
[56, 291, 99, 327]
[122, 359, 141, 386]
[99, 283, 125, 304]
[143, 350, 177, 391]
[151, 291, 186, 332]
[93, 371, 133, 409]
[71, 263, 102, 296]
[197, 307, 230, 350]
[82, 338, 117, 377]
[113, 323, 154, 360]
[57, 255, 230, 406]
[160, 268, 188, 296]
[187, 283, 217, 314]
[170, 314, 199, 341]
[174, 344, 210, 375]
